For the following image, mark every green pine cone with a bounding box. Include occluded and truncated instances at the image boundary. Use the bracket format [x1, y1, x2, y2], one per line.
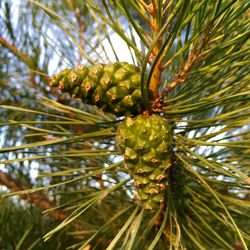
[50, 62, 144, 116]
[116, 114, 173, 211]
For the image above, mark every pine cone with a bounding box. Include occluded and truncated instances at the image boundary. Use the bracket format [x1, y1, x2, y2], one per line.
[50, 62, 144, 116]
[117, 114, 173, 211]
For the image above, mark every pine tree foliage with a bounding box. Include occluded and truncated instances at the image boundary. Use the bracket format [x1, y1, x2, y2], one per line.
[0, 0, 249, 249]
[0, 198, 76, 249]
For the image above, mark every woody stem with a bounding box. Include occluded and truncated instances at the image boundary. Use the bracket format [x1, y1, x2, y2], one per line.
[149, 1, 163, 100]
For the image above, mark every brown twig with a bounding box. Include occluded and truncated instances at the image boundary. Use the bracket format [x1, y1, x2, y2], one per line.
[162, 0, 174, 17]
[162, 52, 198, 96]
[95, 174, 105, 189]
[0, 37, 49, 86]
[0, 171, 84, 230]
[0, 37, 31, 64]
[160, 47, 210, 102]
[160, 21, 223, 102]
[138, 0, 150, 10]
[73, 6, 85, 65]
[148, 1, 163, 100]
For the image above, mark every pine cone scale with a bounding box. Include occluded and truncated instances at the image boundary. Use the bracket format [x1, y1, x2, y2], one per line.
[117, 114, 173, 211]
[50, 62, 144, 116]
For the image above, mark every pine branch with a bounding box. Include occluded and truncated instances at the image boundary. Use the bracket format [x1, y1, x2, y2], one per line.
[138, 0, 150, 10]
[0, 36, 49, 86]
[0, 171, 84, 231]
[0, 37, 31, 65]
[1, 1, 249, 249]
[148, 1, 163, 99]
[66, 2, 86, 64]
[161, 49, 208, 99]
